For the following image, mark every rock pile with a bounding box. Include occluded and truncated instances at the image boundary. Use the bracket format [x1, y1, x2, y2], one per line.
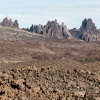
[29, 20, 72, 39]
[0, 17, 19, 28]
[0, 66, 100, 99]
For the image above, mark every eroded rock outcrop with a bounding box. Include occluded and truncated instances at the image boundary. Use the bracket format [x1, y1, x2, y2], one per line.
[29, 20, 72, 39]
[70, 18, 100, 41]
[0, 17, 19, 28]
[29, 18, 100, 41]
[13, 20, 19, 28]
[80, 18, 96, 33]
[0, 66, 100, 100]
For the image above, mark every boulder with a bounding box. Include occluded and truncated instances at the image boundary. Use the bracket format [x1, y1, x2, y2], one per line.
[74, 91, 86, 97]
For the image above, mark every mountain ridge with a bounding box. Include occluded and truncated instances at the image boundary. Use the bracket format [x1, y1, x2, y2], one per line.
[0, 17, 100, 41]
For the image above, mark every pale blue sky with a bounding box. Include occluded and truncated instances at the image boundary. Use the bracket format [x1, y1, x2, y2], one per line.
[0, 0, 100, 29]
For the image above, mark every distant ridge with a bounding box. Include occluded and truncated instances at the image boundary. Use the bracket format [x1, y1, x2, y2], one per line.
[0, 17, 100, 41]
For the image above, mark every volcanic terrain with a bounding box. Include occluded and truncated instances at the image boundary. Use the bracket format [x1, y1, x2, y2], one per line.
[0, 25, 100, 100]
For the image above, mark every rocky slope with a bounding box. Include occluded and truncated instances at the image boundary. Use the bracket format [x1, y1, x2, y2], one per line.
[0, 25, 45, 43]
[0, 64, 100, 100]
[0, 18, 100, 99]
[0, 27, 100, 99]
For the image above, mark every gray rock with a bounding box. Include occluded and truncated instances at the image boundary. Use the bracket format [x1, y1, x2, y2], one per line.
[0, 17, 19, 28]
[70, 18, 100, 41]
[29, 19, 72, 39]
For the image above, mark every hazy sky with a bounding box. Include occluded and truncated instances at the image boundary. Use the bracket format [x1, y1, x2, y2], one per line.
[0, 0, 100, 29]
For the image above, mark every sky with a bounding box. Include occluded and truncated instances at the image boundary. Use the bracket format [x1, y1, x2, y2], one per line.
[0, 0, 100, 29]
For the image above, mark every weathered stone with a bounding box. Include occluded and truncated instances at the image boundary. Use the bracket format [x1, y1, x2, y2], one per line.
[0, 72, 2, 76]
[41, 86, 46, 92]
[29, 19, 72, 39]
[14, 20, 19, 28]
[10, 79, 25, 90]
[55, 88, 64, 94]
[0, 62, 99, 99]
[70, 18, 100, 41]
[0, 17, 19, 28]
[1, 73, 9, 80]
[30, 24, 34, 32]
[95, 97, 100, 100]
[74, 91, 85, 97]
[33, 86, 40, 92]
[48, 87, 54, 92]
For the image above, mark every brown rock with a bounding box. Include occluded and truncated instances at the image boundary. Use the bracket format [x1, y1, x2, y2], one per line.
[55, 88, 64, 94]
[74, 91, 85, 97]
[95, 97, 100, 100]
[33, 86, 40, 93]
[0, 72, 2, 76]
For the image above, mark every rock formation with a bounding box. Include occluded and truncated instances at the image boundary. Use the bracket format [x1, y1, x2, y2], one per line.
[70, 18, 100, 41]
[30, 24, 43, 34]
[0, 17, 19, 28]
[0, 17, 99, 41]
[29, 18, 100, 41]
[80, 18, 96, 33]
[13, 20, 19, 28]
[29, 20, 72, 39]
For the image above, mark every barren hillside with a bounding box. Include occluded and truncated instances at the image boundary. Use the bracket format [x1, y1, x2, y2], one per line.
[0, 26, 100, 100]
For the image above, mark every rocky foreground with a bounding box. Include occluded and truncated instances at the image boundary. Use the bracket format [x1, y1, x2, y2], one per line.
[0, 62, 100, 100]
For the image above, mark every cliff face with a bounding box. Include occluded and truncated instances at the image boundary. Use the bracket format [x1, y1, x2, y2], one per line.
[0, 17, 19, 28]
[29, 20, 73, 39]
[70, 19, 100, 41]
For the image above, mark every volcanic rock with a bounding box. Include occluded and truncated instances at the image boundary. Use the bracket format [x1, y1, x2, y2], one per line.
[0, 54, 100, 99]
[0, 17, 19, 28]
[29, 19, 72, 39]
[74, 91, 86, 97]
[80, 18, 96, 33]
[13, 20, 19, 28]
[70, 18, 100, 41]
